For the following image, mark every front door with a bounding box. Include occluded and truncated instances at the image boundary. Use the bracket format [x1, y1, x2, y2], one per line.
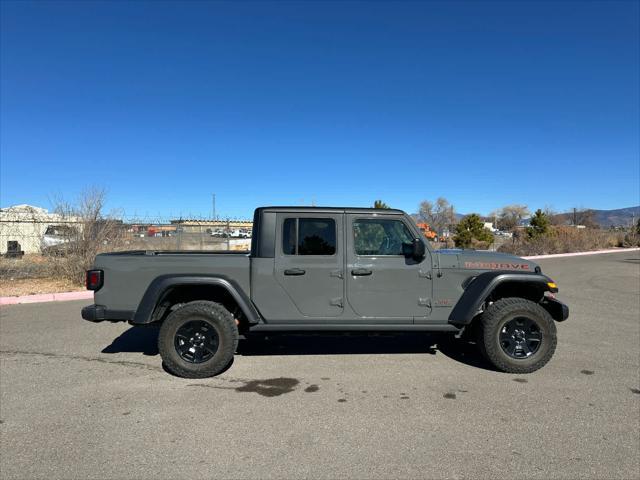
[274, 213, 344, 318]
[346, 215, 432, 322]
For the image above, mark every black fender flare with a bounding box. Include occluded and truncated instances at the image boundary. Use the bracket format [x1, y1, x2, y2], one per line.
[448, 271, 556, 326]
[132, 274, 262, 325]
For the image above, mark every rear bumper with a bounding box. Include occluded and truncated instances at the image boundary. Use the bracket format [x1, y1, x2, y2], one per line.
[81, 304, 134, 323]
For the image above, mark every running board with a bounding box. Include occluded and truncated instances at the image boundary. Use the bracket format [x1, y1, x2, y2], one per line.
[249, 324, 460, 333]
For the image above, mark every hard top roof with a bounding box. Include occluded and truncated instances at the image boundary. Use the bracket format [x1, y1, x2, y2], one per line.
[256, 206, 406, 215]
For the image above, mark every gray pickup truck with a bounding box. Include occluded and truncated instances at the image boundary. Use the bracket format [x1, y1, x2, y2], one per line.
[82, 206, 568, 378]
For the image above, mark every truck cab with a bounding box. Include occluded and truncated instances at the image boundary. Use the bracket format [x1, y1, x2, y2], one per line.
[250, 207, 432, 325]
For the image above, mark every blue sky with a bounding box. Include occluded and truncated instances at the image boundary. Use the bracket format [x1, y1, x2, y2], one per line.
[1, 1, 638, 219]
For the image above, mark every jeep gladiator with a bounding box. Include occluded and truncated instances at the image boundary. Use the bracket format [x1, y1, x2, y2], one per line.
[82, 206, 568, 378]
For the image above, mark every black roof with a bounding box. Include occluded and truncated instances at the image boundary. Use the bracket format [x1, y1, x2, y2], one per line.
[256, 206, 405, 215]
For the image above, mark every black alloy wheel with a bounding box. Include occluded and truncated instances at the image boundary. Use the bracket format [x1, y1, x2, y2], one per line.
[174, 320, 219, 363]
[499, 317, 542, 359]
[478, 297, 557, 374]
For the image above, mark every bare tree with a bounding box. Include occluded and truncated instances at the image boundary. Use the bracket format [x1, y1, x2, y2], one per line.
[543, 206, 564, 226]
[573, 208, 598, 228]
[49, 187, 125, 284]
[496, 204, 529, 232]
[418, 197, 456, 235]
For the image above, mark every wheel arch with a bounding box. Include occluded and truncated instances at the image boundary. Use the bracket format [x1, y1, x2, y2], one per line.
[449, 271, 556, 327]
[132, 274, 261, 326]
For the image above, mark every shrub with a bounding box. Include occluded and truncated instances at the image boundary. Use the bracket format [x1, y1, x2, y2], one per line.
[498, 226, 625, 256]
[454, 214, 494, 249]
[527, 209, 550, 238]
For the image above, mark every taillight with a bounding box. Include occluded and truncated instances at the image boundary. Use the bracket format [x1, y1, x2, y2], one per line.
[86, 270, 103, 291]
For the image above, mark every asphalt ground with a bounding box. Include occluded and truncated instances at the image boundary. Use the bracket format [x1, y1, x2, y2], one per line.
[1, 251, 639, 479]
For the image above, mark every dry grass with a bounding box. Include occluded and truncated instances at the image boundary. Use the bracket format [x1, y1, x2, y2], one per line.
[0, 278, 82, 297]
[0, 254, 56, 280]
[498, 227, 639, 256]
[0, 255, 82, 296]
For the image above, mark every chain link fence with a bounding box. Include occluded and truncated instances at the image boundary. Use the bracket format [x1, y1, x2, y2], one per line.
[119, 218, 253, 253]
[0, 208, 253, 256]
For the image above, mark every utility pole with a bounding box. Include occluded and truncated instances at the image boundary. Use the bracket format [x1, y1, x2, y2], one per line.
[573, 208, 577, 226]
[212, 194, 216, 221]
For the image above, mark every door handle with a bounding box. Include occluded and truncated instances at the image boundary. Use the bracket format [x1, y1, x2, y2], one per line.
[284, 268, 306, 276]
[351, 268, 372, 276]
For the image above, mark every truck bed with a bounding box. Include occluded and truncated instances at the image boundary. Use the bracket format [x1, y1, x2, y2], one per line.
[99, 249, 249, 256]
[93, 250, 251, 312]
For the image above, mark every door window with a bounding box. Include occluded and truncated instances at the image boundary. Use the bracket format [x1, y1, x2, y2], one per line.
[282, 218, 336, 255]
[353, 219, 413, 256]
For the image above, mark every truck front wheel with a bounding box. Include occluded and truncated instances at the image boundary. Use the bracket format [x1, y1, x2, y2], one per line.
[479, 297, 557, 374]
[158, 301, 238, 378]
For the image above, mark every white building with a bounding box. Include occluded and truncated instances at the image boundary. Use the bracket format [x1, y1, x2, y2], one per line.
[483, 222, 496, 232]
[0, 204, 80, 254]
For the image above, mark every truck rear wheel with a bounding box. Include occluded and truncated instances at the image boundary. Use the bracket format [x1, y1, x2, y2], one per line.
[158, 301, 238, 378]
[479, 297, 557, 374]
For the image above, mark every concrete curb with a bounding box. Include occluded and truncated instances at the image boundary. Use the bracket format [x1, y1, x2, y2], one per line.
[0, 290, 92, 306]
[1, 247, 638, 306]
[522, 247, 640, 260]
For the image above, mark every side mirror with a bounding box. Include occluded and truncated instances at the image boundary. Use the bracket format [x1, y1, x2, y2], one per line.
[412, 238, 425, 261]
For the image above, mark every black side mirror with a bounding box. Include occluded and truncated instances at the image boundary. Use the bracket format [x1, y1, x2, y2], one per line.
[412, 238, 425, 261]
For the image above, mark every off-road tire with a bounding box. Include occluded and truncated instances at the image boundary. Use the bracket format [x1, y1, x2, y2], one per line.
[479, 297, 557, 374]
[158, 300, 238, 378]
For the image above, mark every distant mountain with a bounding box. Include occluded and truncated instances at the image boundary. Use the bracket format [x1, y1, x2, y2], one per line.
[593, 206, 640, 227]
[412, 206, 639, 228]
[552, 206, 639, 228]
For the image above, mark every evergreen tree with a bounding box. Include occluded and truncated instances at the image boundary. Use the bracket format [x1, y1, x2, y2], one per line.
[454, 214, 493, 248]
[527, 209, 550, 238]
[373, 200, 390, 209]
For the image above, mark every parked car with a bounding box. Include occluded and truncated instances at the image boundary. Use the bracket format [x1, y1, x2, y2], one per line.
[41, 224, 79, 255]
[229, 229, 249, 238]
[210, 229, 228, 238]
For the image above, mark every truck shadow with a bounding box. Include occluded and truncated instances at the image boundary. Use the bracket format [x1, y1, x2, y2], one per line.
[239, 333, 497, 371]
[102, 326, 160, 356]
[101, 327, 497, 371]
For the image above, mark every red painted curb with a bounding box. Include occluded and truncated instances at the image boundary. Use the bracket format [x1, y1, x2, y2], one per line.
[522, 247, 640, 260]
[0, 290, 92, 306]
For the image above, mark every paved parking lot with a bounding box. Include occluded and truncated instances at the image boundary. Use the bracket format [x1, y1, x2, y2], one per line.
[1, 251, 639, 479]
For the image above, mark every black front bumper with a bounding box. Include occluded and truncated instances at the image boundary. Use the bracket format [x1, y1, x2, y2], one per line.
[81, 304, 134, 323]
[543, 297, 569, 322]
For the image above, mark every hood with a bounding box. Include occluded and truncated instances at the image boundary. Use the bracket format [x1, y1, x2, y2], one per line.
[436, 249, 539, 273]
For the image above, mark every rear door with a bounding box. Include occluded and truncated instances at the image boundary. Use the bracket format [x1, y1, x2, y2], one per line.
[274, 213, 344, 318]
[346, 214, 432, 322]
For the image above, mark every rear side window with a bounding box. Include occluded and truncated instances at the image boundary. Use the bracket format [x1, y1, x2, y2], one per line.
[282, 218, 336, 255]
[283, 218, 297, 255]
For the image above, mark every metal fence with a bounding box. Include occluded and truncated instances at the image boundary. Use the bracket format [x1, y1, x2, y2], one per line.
[1, 212, 511, 256]
[0, 215, 253, 255]
[124, 218, 253, 252]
